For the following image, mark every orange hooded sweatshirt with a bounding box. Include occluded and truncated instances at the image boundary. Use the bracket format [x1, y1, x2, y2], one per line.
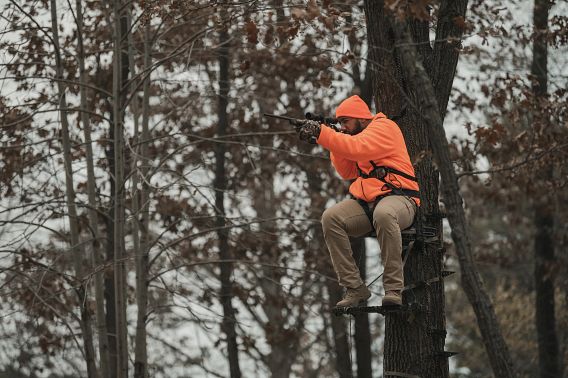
[317, 113, 420, 204]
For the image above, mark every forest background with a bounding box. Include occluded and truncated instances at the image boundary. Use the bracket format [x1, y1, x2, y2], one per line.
[0, 0, 567, 377]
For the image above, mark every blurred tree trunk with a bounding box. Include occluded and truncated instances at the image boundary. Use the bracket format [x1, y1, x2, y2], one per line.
[104, 107, 118, 378]
[296, 152, 351, 376]
[104, 98, 118, 378]
[112, 0, 129, 376]
[367, 1, 516, 376]
[291, 44, 353, 378]
[327, 279, 354, 378]
[252, 164, 302, 378]
[133, 20, 153, 378]
[250, 116, 302, 376]
[301, 167, 350, 377]
[215, 6, 241, 377]
[532, 1, 560, 377]
[246, 3, 310, 376]
[128, 12, 153, 378]
[350, 238, 371, 378]
[49, 1, 98, 376]
[76, 0, 111, 376]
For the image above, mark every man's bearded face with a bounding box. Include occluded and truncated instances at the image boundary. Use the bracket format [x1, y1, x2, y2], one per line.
[339, 117, 364, 135]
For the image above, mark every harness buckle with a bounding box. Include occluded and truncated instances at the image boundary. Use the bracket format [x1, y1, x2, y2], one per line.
[375, 166, 387, 180]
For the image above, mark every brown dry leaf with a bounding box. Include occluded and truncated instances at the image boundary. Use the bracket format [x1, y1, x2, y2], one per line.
[287, 25, 299, 40]
[319, 71, 332, 87]
[245, 20, 258, 44]
[322, 15, 336, 30]
[453, 15, 467, 30]
[409, 0, 433, 21]
[240, 60, 250, 72]
[291, 8, 305, 20]
[264, 24, 274, 44]
[306, 0, 320, 20]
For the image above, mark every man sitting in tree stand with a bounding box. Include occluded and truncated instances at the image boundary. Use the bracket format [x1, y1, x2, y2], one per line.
[296, 95, 420, 307]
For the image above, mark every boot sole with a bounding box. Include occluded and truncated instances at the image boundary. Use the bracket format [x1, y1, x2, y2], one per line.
[381, 303, 402, 307]
[382, 300, 402, 306]
[336, 295, 371, 308]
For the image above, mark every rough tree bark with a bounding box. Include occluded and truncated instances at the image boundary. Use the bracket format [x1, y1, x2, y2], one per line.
[76, 0, 111, 375]
[49, 1, 98, 376]
[532, 1, 560, 377]
[364, 2, 449, 377]
[365, 1, 514, 377]
[389, 8, 516, 378]
[215, 6, 242, 377]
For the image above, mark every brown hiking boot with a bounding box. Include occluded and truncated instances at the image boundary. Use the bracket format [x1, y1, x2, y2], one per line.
[382, 290, 402, 306]
[336, 285, 371, 307]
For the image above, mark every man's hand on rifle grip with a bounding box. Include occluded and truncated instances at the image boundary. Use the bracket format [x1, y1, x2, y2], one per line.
[295, 120, 321, 144]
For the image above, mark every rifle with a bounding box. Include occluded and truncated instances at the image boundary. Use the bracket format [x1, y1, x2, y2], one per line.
[263, 113, 339, 144]
[263, 113, 304, 126]
[305, 112, 338, 127]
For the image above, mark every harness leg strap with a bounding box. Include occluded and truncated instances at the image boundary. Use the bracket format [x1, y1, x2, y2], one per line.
[356, 199, 374, 227]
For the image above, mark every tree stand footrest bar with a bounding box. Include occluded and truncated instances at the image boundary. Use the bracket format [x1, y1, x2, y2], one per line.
[384, 371, 421, 378]
[332, 302, 426, 316]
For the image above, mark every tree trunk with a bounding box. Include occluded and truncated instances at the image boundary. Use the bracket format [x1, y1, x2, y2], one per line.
[76, 0, 111, 375]
[104, 105, 118, 378]
[105, 151, 118, 378]
[103, 10, 118, 372]
[133, 21, 153, 378]
[389, 12, 516, 378]
[215, 8, 241, 377]
[326, 275, 354, 378]
[112, 0, 129, 376]
[49, 1, 98, 376]
[252, 176, 301, 378]
[351, 238, 372, 378]
[251, 163, 300, 377]
[532, 1, 560, 377]
[301, 166, 353, 377]
[364, 2, 447, 377]
[249, 3, 324, 375]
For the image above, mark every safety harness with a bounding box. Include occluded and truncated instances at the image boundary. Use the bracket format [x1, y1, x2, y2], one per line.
[355, 161, 420, 227]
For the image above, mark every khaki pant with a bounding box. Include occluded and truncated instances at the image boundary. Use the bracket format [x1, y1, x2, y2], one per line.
[321, 196, 417, 291]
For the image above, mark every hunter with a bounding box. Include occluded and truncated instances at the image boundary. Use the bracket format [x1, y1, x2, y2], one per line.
[296, 95, 420, 307]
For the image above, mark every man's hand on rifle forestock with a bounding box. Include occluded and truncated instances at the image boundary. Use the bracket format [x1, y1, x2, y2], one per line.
[295, 120, 321, 144]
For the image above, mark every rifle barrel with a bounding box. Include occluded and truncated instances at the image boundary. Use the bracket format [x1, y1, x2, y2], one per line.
[263, 113, 297, 122]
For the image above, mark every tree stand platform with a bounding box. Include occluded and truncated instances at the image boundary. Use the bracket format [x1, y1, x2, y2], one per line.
[332, 302, 426, 317]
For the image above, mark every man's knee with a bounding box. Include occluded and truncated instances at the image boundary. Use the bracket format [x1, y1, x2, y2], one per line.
[321, 206, 342, 233]
[373, 206, 397, 230]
